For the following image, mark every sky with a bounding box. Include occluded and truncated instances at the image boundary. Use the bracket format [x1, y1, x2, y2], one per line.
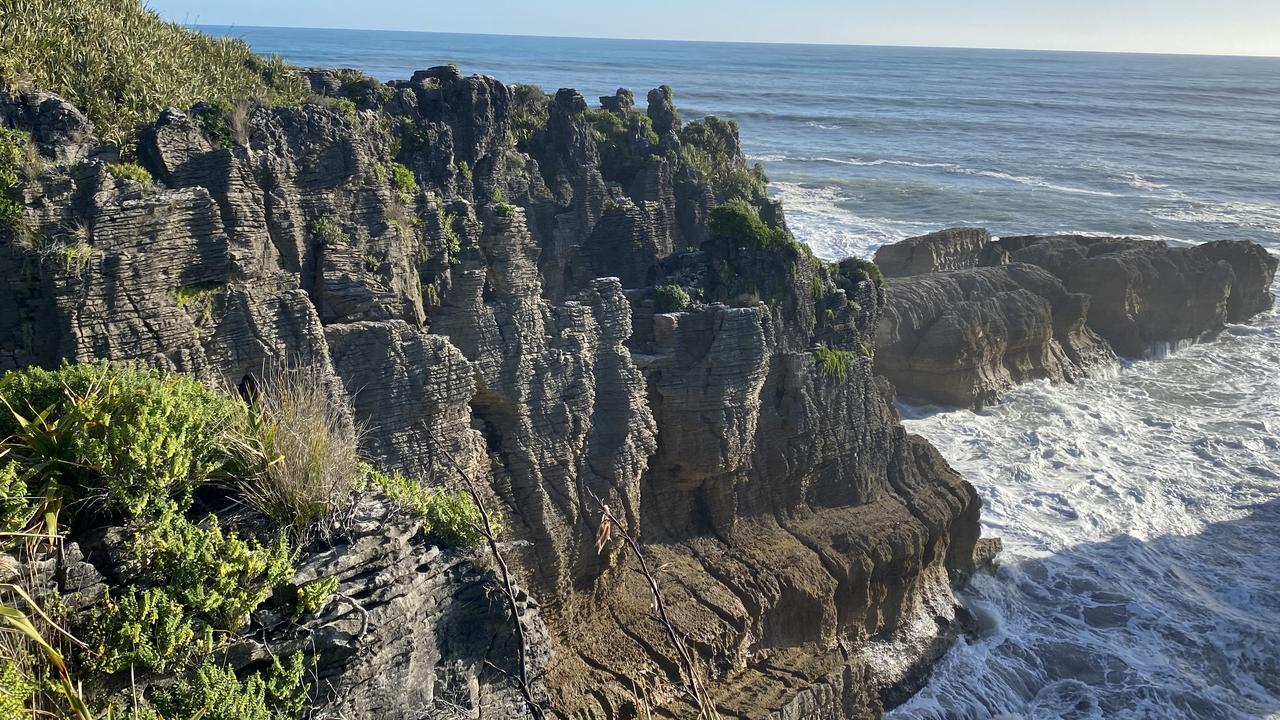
[150, 0, 1280, 57]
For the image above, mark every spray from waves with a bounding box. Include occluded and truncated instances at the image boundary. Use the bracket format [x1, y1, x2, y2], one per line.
[1147, 199, 1280, 237]
[770, 182, 941, 260]
[891, 292, 1280, 720]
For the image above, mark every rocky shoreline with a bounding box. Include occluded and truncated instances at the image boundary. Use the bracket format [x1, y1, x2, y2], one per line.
[873, 229, 1277, 408]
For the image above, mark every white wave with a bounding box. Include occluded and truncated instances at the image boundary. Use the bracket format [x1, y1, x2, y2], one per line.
[1147, 199, 1280, 235]
[805, 121, 843, 130]
[891, 291, 1280, 720]
[769, 181, 942, 260]
[956, 168, 1124, 198]
[1115, 171, 1170, 192]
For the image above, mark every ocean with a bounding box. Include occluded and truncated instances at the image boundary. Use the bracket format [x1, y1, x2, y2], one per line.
[205, 26, 1280, 720]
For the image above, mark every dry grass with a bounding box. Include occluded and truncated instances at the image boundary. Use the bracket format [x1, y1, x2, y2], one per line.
[224, 366, 362, 540]
[0, 0, 304, 147]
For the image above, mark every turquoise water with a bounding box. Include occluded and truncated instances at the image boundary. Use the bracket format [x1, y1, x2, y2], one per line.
[206, 26, 1280, 719]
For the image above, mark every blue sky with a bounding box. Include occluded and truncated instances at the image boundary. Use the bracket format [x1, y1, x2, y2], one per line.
[151, 0, 1280, 56]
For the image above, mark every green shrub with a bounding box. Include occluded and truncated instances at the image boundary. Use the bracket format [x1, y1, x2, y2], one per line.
[129, 512, 293, 631]
[0, 363, 238, 520]
[222, 366, 363, 539]
[708, 200, 792, 252]
[360, 465, 495, 548]
[510, 84, 550, 146]
[85, 587, 208, 674]
[680, 116, 767, 203]
[0, 461, 30, 538]
[176, 282, 223, 326]
[105, 162, 152, 187]
[312, 219, 346, 247]
[292, 575, 339, 621]
[814, 344, 856, 381]
[0, 0, 304, 147]
[390, 163, 418, 203]
[652, 284, 690, 313]
[0, 127, 28, 228]
[151, 652, 307, 720]
[838, 257, 885, 287]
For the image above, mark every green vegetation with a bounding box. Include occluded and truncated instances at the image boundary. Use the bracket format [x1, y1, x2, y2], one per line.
[151, 653, 307, 720]
[680, 116, 768, 203]
[814, 344, 856, 381]
[56, 242, 94, 274]
[838, 257, 885, 287]
[129, 511, 293, 630]
[457, 160, 473, 186]
[333, 68, 392, 104]
[0, 127, 29, 229]
[312, 218, 347, 247]
[85, 587, 207, 674]
[391, 163, 418, 203]
[359, 464, 495, 548]
[0, 362, 238, 520]
[0, 0, 304, 147]
[105, 162, 152, 187]
[222, 366, 364, 540]
[510, 84, 550, 146]
[708, 200, 792, 252]
[176, 282, 223, 327]
[587, 106, 659, 181]
[652, 284, 690, 313]
[491, 188, 517, 219]
[292, 576, 339, 621]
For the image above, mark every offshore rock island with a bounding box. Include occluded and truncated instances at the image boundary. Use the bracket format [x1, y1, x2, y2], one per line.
[0, 8, 1276, 720]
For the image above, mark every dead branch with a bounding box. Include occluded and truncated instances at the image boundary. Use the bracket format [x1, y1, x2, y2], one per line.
[586, 489, 718, 719]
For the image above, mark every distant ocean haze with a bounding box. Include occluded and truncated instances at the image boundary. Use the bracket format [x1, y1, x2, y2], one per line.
[206, 25, 1280, 720]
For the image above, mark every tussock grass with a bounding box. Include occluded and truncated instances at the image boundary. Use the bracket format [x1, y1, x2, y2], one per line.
[0, 0, 304, 147]
[225, 366, 362, 540]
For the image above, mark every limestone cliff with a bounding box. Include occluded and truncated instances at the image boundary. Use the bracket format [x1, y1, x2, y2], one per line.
[874, 231, 1277, 407]
[0, 69, 985, 719]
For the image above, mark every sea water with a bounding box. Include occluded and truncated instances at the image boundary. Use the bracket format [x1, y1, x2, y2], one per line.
[207, 26, 1280, 719]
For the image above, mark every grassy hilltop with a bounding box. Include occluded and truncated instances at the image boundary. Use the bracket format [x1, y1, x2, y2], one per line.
[0, 0, 303, 146]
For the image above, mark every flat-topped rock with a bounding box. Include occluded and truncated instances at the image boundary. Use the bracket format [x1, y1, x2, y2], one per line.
[873, 227, 1006, 277]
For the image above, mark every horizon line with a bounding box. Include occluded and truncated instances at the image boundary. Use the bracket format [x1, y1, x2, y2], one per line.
[192, 22, 1280, 61]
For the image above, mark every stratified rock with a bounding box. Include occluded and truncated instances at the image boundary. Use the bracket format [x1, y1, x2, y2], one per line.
[875, 264, 1114, 408]
[998, 235, 1278, 356]
[874, 227, 1005, 277]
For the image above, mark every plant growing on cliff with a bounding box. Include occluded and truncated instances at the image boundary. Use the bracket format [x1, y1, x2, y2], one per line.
[0, 0, 304, 148]
[680, 116, 767, 203]
[358, 464, 495, 548]
[105, 162, 153, 188]
[312, 218, 347, 248]
[708, 200, 792, 252]
[291, 575, 339, 621]
[0, 128, 29, 229]
[176, 282, 223, 327]
[0, 362, 238, 521]
[223, 366, 364, 540]
[510, 84, 550, 147]
[814, 344, 856, 381]
[390, 162, 418, 203]
[84, 586, 207, 674]
[838, 257, 884, 287]
[652, 284, 690, 313]
[150, 652, 307, 720]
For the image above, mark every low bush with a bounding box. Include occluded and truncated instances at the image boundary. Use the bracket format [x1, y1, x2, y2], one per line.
[0, 127, 29, 229]
[838, 257, 885, 287]
[85, 587, 206, 674]
[652, 284, 690, 313]
[150, 652, 307, 720]
[708, 200, 792, 252]
[0, 362, 238, 521]
[391, 163, 418, 203]
[105, 162, 152, 187]
[129, 511, 293, 630]
[292, 575, 339, 621]
[360, 465, 494, 548]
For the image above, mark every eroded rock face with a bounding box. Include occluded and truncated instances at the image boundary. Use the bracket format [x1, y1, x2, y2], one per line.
[873, 227, 1005, 278]
[873, 230, 1277, 407]
[876, 264, 1114, 408]
[1, 74, 986, 720]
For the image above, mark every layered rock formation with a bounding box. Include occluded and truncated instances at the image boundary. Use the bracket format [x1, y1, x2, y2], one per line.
[0, 69, 986, 720]
[874, 231, 1277, 407]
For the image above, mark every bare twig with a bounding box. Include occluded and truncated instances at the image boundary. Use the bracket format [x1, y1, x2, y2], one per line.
[434, 442, 546, 720]
[587, 489, 718, 719]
